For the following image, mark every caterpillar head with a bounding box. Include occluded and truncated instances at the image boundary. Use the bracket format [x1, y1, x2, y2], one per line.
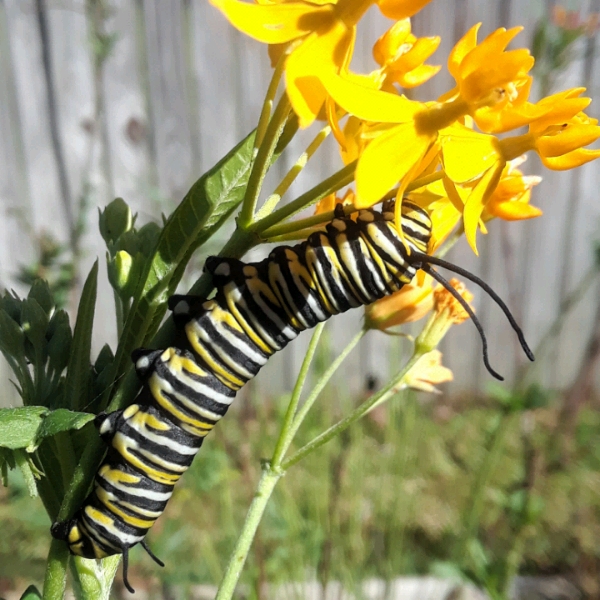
[51, 518, 98, 559]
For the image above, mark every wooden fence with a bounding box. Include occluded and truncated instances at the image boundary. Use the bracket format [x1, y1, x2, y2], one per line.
[0, 0, 599, 408]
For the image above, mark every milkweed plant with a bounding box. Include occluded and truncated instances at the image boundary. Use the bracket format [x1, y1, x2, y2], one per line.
[1, 0, 599, 598]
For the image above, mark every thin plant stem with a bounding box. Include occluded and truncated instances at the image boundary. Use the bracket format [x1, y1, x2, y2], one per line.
[256, 124, 332, 220]
[260, 171, 445, 240]
[282, 350, 423, 470]
[250, 161, 356, 234]
[271, 323, 326, 467]
[216, 325, 326, 599]
[42, 539, 70, 600]
[214, 466, 281, 600]
[459, 412, 513, 562]
[436, 223, 465, 259]
[262, 203, 358, 239]
[239, 94, 292, 226]
[283, 328, 366, 456]
[255, 53, 287, 150]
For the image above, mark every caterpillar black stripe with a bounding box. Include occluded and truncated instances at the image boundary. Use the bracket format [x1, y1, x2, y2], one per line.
[51, 201, 533, 591]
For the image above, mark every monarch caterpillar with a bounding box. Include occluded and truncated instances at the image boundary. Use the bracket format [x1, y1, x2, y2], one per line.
[51, 201, 533, 591]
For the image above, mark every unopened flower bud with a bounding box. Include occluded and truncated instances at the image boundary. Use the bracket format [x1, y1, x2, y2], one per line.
[99, 198, 133, 245]
[365, 275, 434, 330]
[415, 278, 474, 354]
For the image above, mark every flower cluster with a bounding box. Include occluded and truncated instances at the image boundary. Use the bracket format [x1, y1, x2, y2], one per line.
[212, 0, 600, 255]
[212, 0, 599, 389]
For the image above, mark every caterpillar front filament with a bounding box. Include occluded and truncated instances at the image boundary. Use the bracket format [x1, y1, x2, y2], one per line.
[51, 201, 533, 591]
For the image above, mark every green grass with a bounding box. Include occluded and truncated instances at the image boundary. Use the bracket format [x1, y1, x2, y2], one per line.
[2, 386, 599, 597]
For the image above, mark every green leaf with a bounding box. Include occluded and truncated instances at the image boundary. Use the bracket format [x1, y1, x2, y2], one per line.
[62, 262, 98, 411]
[21, 298, 49, 355]
[28, 279, 54, 316]
[0, 309, 25, 360]
[47, 312, 73, 375]
[0, 290, 23, 322]
[14, 449, 39, 497]
[110, 130, 257, 394]
[35, 409, 95, 444]
[0, 407, 48, 450]
[94, 344, 114, 374]
[19, 584, 42, 600]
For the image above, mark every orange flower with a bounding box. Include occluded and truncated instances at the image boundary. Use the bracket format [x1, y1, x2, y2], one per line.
[483, 157, 542, 221]
[365, 274, 434, 329]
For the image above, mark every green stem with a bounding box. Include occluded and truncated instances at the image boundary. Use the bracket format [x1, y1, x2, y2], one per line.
[42, 539, 70, 600]
[239, 94, 291, 226]
[261, 203, 358, 243]
[271, 323, 326, 467]
[250, 161, 356, 234]
[460, 412, 513, 562]
[283, 329, 366, 455]
[255, 54, 287, 149]
[436, 223, 465, 259]
[282, 350, 423, 470]
[255, 124, 331, 221]
[214, 465, 281, 600]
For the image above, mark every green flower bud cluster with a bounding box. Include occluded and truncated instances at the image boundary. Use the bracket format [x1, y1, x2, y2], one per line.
[99, 198, 161, 301]
[0, 280, 71, 408]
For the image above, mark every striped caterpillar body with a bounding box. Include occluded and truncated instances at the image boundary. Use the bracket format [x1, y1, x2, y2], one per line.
[51, 201, 532, 590]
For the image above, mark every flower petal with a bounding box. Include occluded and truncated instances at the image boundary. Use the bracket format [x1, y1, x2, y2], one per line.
[448, 23, 480, 79]
[323, 72, 422, 123]
[463, 161, 504, 254]
[489, 200, 542, 220]
[285, 22, 354, 127]
[536, 124, 600, 158]
[440, 125, 498, 182]
[377, 0, 433, 20]
[355, 121, 433, 206]
[210, 0, 332, 43]
[540, 148, 600, 170]
[396, 64, 441, 88]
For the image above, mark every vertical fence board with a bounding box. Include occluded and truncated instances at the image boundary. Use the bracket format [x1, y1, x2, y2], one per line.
[143, 0, 193, 203]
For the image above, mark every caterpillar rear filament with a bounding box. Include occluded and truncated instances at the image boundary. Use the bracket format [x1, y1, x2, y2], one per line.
[51, 201, 533, 591]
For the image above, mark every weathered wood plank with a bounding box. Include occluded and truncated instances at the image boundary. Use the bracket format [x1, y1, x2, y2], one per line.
[143, 0, 194, 203]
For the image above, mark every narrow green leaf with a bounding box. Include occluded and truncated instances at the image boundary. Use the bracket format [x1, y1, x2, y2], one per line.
[110, 130, 257, 393]
[1, 290, 23, 322]
[14, 449, 38, 497]
[62, 262, 98, 411]
[35, 409, 95, 444]
[0, 407, 48, 450]
[21, 298, 49, 351]
[47, 317, 73, 375]
[28, 279, 54, 316]
[0, 309, 25, 360]
[19, 585, 42, 600]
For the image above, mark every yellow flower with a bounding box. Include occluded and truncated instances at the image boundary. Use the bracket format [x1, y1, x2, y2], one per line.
[441, 91, 600, 253]
[345, 26, 539, 230]
[364, 274, 434, 329]
[210, 0, 434, 128]
[482, 157, 542, 222]
[401, 349, 453, 393]
[415, 278, 474, 354]
[442, 24, 540, 133]
[372, 19, 441, 90]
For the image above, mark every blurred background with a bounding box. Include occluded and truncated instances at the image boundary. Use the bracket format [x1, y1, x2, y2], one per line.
[1, 0, 600, 598]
